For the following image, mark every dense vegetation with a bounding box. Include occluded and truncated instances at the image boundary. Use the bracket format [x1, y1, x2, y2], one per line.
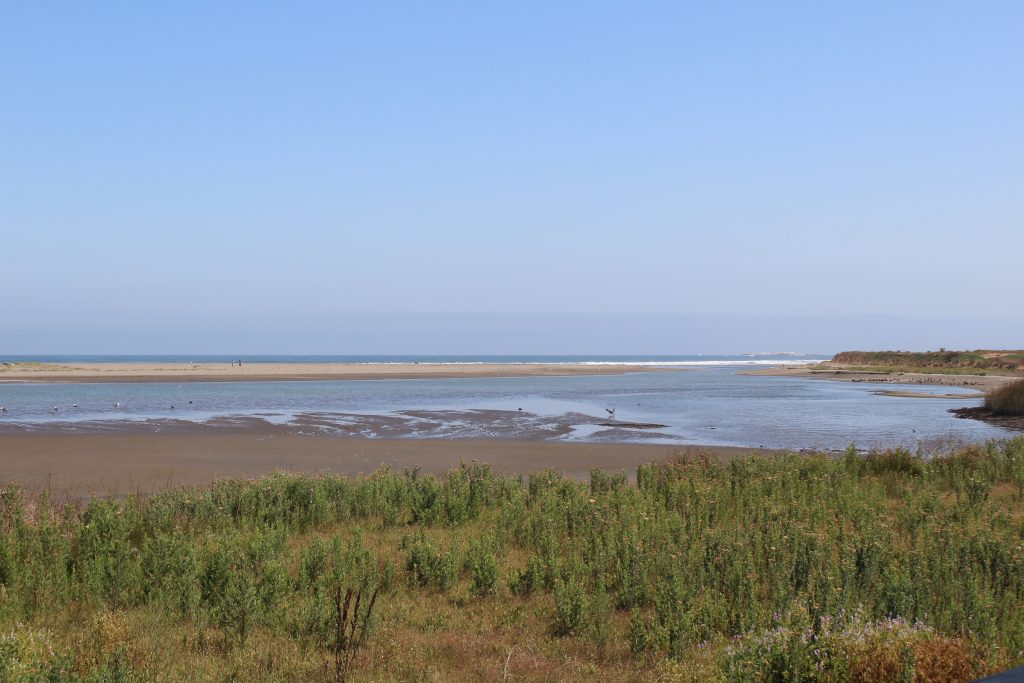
[986, 379, 1024, 417]
[831, 350, 1024, 374]
[2, 439, 1024, 681]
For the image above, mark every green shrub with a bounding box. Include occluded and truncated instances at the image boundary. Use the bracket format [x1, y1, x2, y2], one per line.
[466, 537, 499, 597]
[141, 532, 201, 617]
[589, 468, 626, 496]
[552, 578, 587, 636]
[217, 570, 261, 647]
[986, 379, 1024, 416]
[628, 609, 654, 656]
[298, 535, 329, 589]
[865, 448, 924, 477]
[510, 555, 545, 596]
[402, 532, 459, 592]
[73, 499, 145, 609]
[587, 581, 614, 654]
[408, 469, 442, 525]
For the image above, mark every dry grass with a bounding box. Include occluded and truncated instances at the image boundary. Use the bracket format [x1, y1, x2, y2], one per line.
[986, 378, 1024, 416]
[833, 350, 1024, 374]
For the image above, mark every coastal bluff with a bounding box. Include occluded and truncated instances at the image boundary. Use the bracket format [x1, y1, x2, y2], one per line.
[830, 350, 1024, 374]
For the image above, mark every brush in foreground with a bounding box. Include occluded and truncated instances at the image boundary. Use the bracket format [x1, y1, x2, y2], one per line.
[0, 438, 1023, 680]
[985, 378, 1024, 416]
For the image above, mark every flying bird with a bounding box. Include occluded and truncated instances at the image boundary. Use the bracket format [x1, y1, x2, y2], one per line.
[605, 408, 616, 418]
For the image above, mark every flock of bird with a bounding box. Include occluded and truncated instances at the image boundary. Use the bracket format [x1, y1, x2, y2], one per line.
[0, 400, 193, 414]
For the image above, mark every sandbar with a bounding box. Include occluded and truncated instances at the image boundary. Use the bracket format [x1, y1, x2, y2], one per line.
[0, 362, 679, 384]
[872, 390, 985, 399]
[0, 433, 764, 500]
[743, 365, 1014, 390]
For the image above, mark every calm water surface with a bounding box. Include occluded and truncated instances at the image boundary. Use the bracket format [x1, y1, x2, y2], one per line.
[0, 366, 1011, 451]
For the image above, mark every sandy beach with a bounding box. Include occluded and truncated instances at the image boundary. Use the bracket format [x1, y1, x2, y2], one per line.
[743, 365, 1015, 391]
[0, 433, 765, 500]
[0, 361, 676, 384]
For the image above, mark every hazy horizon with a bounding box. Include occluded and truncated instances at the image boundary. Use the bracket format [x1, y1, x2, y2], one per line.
[4, 313, 1023, 357]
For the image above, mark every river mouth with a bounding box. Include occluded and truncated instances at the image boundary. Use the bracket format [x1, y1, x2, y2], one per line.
[0, 368, 1013, 450]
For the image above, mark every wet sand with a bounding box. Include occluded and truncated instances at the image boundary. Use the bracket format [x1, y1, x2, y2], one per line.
[0, 433, 765, 500]
[950, 407, 1024, 431]
[0, 362, 676, 384]
[873, 390, 984, 399]
[744, 365, 1015, 390]
[0, 408, 673, 442]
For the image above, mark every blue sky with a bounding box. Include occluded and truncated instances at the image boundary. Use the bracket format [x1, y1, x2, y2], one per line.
[2, 2, 1022, 353]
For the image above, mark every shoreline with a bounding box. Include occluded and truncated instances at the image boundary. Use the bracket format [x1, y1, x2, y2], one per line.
[742, 365, 1015, 391]
[873, 389, 985, 399]
[950, 407, 1024, 431]
[0, 433, 769, 499]
[0, 361, 681, 384]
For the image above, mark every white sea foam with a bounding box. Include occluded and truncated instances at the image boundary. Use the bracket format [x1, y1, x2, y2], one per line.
[349, 359, 825, 367]
[574, 359, 824, 367]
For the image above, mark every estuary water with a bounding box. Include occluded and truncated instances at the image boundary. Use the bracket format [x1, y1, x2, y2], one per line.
[0, 358, 1013, 451]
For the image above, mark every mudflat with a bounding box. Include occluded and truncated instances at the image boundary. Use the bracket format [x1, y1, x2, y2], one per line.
[0, 433, 764, 499]
[743, 365, 1014, 390]
[0, 362, 675, 384]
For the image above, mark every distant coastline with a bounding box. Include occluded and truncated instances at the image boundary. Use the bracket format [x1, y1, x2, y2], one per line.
[0, 354, 828, 384]
[743, 365, 1009, 391]
[0, 361, 688, 384]
[743, 348, 1024, 392]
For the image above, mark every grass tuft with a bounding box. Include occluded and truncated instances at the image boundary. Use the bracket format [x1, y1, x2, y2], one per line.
[985, 378, 1024, 416]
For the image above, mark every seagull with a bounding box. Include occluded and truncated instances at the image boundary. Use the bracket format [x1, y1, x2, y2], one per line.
[72, 403, 78, 408]
[52, 406, 58, 411]
[114, 402, 121, 408]
[0, 406, 7, 412]
[605, 408, 616, 418]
